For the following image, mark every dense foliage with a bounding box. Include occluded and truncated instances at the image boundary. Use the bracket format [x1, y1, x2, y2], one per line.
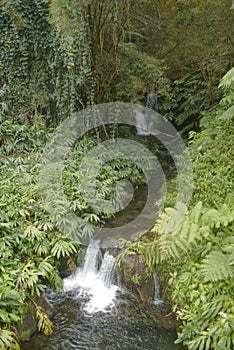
[0, 120, 80, 348]
[123, 69, 234, 349]
[0, 0, 234, 349]
[1, 0, 233, 132]
[0, 117, 148, 348]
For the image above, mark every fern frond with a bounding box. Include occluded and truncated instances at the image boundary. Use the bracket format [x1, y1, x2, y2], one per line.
[201, 203, 234, 228]
[152, 203, 202, 263]
[221, 236, 234, 255]
[200, 251, 234, 282]
[219, 105, 234, 122]
[219, 67, 234, 89]
[190, 201, 203, 224]
[158, 234, 191, 262]
[201, 208, 222, 228]
[153, 203, 187, 235]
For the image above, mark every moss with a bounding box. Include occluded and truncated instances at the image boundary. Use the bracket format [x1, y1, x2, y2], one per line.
[17, 301, 37, 342]
[118, 253, 154, 304]
[17, 296, 53, 342]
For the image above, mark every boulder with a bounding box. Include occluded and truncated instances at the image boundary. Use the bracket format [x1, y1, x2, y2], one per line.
[118, 253, 154, 304]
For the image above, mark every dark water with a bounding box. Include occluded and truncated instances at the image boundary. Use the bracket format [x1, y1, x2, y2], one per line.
[104, 184, 148, 228]
[22, 289, 181, 350]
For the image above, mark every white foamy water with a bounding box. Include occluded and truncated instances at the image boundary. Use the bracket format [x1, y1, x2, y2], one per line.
[63, 240, 119, 313]
[135, 110, 150, 136]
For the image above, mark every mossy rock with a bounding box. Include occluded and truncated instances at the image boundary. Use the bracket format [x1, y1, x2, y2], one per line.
[118, 253, 154, 304]
[17, 302, 37, 342]
[17, 296, 53, 342]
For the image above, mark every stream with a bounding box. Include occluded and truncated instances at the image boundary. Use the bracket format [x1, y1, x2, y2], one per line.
[22, 237, 182, 350]
[22, 138, 181, 349]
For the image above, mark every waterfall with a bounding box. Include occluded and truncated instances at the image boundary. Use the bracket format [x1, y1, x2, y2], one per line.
[82, 238, 100, 275]
[63, 240, 119, 313]
[99, 252, 116, 288]
[135, 110, 149, 136]
[153, 271, 164, 306]
[135, 91, 157, 136]
[146, 92, 157, 111]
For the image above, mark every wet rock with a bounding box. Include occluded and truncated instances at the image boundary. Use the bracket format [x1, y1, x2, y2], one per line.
[118, 253, 154, 304]
[17, 296, 53, 342]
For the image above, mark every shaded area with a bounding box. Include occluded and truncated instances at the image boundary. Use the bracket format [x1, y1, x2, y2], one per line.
[104, 184, 148, 228]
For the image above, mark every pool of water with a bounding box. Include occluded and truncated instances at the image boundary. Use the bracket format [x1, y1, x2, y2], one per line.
[22, 288, 182, 350]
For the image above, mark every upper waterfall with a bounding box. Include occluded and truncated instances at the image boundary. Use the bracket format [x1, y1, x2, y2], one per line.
[135, 91, 157, 136]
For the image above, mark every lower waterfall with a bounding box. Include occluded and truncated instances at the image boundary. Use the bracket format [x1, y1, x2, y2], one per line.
[21, 239, 180, 350]
[63, 240, 119, 313]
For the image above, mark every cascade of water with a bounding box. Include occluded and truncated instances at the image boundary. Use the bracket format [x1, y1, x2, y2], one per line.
[99, 252, 116, 288]
[82, 238, 100, 275]
[153, 271, 164, 305]
[135, 90, 157, 136]
[135, 110, 149, 136]
[153, 271, 160, 300]
[146, 92, 157, 111]
[62, 240, 119, 313]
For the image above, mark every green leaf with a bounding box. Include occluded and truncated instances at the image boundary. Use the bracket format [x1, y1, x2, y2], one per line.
[201, 251, 234, 282]
[0, 309, 9, 322]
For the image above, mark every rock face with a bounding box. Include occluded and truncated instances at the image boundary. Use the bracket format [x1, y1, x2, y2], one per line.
[17, 296, 53, 342]
[118, 253, 154, 304]
[118, 252, 180, 330]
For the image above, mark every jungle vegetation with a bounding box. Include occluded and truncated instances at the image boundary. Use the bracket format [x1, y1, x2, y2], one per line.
[0, 0, 233, 349]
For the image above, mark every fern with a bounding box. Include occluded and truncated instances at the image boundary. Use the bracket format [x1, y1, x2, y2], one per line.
[189, 201, 203, 224]
[218, 67, 234, 89]
[152, 202, 202, 263]
[201, 204, 234, 228]
[201, 208, 222, 228]
[158, 234, 190, 262]
[120, 202, 204, 268]
[218, 105, 234, 122]
[200, 251, 234, 282]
